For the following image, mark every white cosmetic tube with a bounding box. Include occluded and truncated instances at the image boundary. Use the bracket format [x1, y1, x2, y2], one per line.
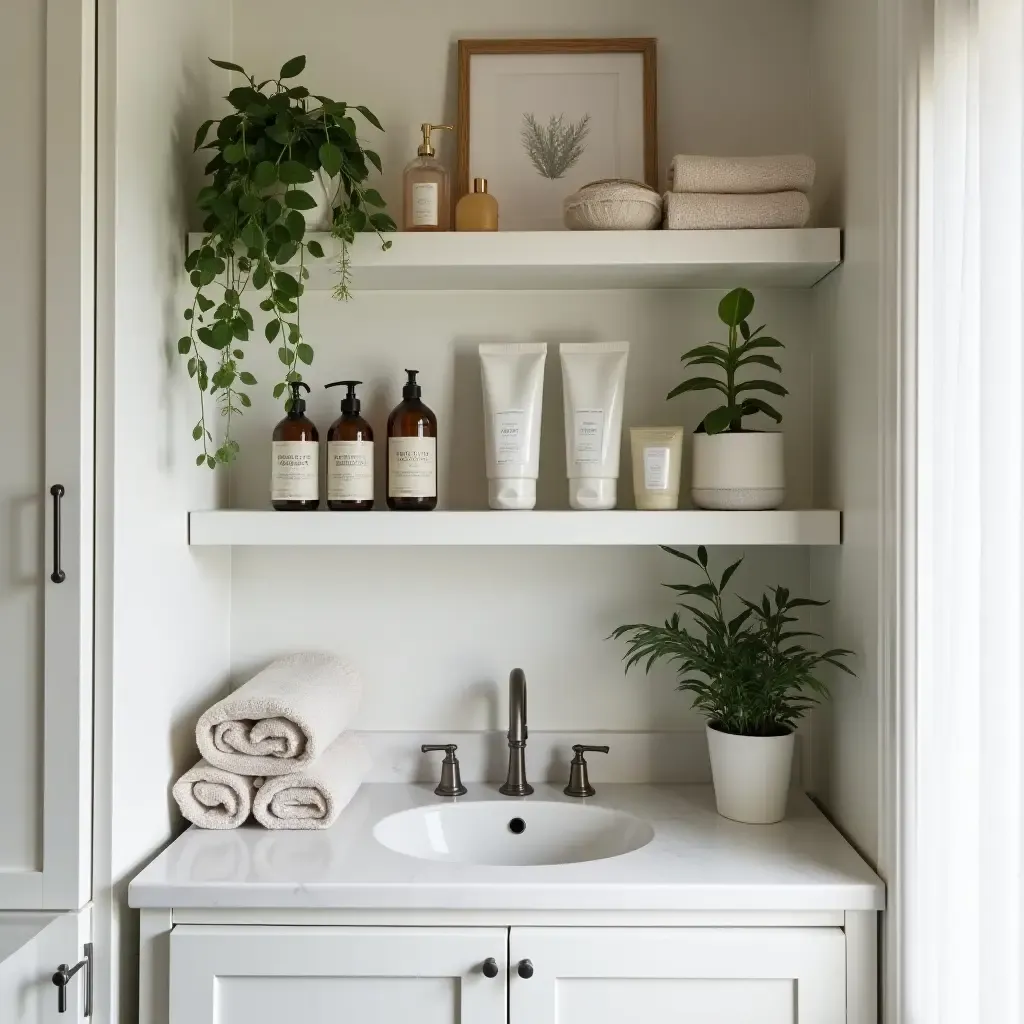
[560, 342, 630, 510]
[479, 342, 547, 510]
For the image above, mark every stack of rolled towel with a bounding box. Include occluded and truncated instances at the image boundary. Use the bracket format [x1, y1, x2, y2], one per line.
[172, 652, 370, 831]
[663, 155, 816, 230]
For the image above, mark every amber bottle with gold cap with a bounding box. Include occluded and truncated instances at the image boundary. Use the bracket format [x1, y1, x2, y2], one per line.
[455, 178, 499, 231]
[403, 123, 453, 231]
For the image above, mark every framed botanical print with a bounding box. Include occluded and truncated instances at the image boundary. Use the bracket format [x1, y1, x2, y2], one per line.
[456, 38, 658, 230]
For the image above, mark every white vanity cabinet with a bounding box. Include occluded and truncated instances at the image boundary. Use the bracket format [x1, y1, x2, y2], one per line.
[170, 926, 508, 1024]
[167, 923, 849, 1024]
[510, 927, 846, 1024]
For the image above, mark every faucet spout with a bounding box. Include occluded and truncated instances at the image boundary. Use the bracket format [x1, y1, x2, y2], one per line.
[499, 668, 533, 796]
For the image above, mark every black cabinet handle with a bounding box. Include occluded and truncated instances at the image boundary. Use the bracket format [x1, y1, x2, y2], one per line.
[50, 484, 66, 584]
[52, 943, 92, 1015]
[481, 957, 499, 978]
[517, 959, 534, 979]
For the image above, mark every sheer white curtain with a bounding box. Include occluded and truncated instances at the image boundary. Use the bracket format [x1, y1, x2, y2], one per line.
[909, 0, 1024, 1020]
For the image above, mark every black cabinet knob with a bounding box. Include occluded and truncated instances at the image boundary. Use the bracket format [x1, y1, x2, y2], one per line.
[482, 957, 499, 978]
[517, 959, 534, 979]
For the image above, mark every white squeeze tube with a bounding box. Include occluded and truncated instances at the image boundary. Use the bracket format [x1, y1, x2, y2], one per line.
[479, 342, 548, 510]
[560, 341, 630, 510]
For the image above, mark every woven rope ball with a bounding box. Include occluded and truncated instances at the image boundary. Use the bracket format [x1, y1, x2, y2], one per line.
[563, 178, 662, 230]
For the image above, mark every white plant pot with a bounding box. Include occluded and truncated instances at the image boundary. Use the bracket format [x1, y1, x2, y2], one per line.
[706, 723, 795, 824]
[268, 170, 340, 232]
[691, 431, 785, 510]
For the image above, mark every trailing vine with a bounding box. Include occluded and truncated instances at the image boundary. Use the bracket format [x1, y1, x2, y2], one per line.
[181, 54, 395, 467]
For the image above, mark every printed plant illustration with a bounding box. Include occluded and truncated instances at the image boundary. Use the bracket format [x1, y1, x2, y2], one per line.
[520, 112, 591, 179]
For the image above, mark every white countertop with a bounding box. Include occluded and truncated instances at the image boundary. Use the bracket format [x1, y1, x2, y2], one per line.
[128, 784, 884, 913]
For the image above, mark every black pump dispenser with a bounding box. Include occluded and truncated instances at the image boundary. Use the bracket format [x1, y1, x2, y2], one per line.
[287, 380, 311, 417]
[402, 369, 422, 401]
[325, 380, 363, 415]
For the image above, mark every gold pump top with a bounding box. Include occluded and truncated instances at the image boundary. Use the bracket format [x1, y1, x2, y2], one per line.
[472, 177, 489, 193]
[418, 122, 454, 157]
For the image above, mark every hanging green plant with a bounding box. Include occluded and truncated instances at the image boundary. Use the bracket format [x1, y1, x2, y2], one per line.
[181, 54, 396, 468]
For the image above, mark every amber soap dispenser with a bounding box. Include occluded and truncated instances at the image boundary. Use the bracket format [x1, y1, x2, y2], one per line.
[272, 381, 319, 511]
[324, 380, 374, 511]
[403, 123, 453, 231]
[387, 369, 437, 511]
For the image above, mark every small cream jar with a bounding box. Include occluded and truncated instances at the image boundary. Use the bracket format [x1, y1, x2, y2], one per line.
[631, 427, 684, 510]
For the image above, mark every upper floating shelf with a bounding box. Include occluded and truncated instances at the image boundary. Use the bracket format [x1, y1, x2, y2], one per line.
[186, 229, 841, 291]
[188, 509, 841, 548]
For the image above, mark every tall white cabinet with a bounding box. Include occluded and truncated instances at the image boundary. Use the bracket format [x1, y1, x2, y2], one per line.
[0, 0, 96, 1017]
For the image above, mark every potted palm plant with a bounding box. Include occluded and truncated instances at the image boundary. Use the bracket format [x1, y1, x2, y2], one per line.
[667, 287, 787, 509]
[611, 546, 854, 823]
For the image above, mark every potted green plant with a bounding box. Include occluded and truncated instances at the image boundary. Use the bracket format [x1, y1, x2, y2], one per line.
[667, 287, 788, 509]
[610, 546, 854, 823]
[180, 55, 396, 468]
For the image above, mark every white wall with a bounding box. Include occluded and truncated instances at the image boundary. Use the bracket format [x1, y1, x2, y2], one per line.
[94, 1, 232, 1021]
[808, 0, 889, 869]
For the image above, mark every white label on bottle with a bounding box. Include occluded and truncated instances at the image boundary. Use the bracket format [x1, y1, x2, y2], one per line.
[411, 182, 439, 226]
[328, 440, 374, 501]
[573, 409, 605, 465]
[643, 446, 671, 491]
[389, 436, 437, 498]
[493, 410, 527, 466]
[272, 441, 318, 501]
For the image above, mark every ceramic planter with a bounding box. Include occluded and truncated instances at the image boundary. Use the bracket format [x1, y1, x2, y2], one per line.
[706, 723, 795, 824]
[691, 431, 785, 510]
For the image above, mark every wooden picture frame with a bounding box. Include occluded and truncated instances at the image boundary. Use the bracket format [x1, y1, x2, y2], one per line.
[456, 38, 658, 229]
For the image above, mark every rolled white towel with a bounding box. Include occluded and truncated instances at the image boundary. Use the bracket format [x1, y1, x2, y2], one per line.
[197, 653, 362, 777]
[668, 155, 815, 195]
[172, 759, 255, 829]
[253, 733, 371, 830]
[662, 191, 810, 230]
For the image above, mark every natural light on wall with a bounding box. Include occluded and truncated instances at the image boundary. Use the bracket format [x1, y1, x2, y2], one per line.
[910, 0, 1023, 1020]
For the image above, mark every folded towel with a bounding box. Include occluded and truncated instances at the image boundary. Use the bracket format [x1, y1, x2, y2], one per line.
[668, 155, 815, 195]
[252, 733, 370, 830]
[197, 653, 362, 777]
[172, 759, 256, 829]
[662, 191, 810, 230]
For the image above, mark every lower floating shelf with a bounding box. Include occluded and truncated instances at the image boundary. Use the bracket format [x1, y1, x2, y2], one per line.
[188, 509, 841, 547]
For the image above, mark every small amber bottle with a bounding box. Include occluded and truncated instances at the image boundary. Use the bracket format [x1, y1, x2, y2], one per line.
[455, 178, 499, 231]
[387, 369, 437, 511]
[324, 380, 374, 511]
[271, 381, 319, 511]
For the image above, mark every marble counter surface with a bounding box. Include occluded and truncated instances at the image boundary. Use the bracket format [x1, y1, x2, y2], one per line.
[128, 784, 884, 912]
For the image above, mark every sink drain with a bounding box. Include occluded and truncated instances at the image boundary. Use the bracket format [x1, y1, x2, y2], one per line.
[508, 817, 526, 835]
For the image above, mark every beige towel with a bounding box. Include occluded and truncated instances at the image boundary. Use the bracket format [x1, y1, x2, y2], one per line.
[197, 653, 362, 777]
[252, 733, 370, 830]
[172, 759, 255, 829]
[663, 191, 810, 230]
[668, 155, 816, 195]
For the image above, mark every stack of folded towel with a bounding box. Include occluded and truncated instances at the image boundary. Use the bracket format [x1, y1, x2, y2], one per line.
[172, 652, 370, 831]
[663, 155, 815, 230]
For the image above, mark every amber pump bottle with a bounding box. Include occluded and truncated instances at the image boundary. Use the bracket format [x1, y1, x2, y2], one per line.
[387, 370, 437, 511]
[324, 380, 374, 511]
[272, 381, 319, 511]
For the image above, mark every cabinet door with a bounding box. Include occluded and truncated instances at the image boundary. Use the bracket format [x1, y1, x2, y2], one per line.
[0, 0, 95, 912]
[0, 909, 92, 1023]
[170, 926, 508, 1024]
[509, 927, 846, 1024]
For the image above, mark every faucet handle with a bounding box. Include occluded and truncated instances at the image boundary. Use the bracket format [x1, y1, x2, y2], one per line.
[421, 744, 468, 798]
[564, 744, 610, 798]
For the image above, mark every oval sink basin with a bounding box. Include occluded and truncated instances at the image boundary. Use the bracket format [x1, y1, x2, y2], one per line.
[373, 800, 655, 866]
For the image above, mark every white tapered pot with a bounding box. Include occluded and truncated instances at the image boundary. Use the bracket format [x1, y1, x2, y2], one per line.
[706, 723, 795, 824]
[691, 431, 785, 510]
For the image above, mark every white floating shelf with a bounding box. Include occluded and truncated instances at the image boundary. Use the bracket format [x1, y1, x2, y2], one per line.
[188, 509, 841, 547]
[187, 229, 840, 291]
